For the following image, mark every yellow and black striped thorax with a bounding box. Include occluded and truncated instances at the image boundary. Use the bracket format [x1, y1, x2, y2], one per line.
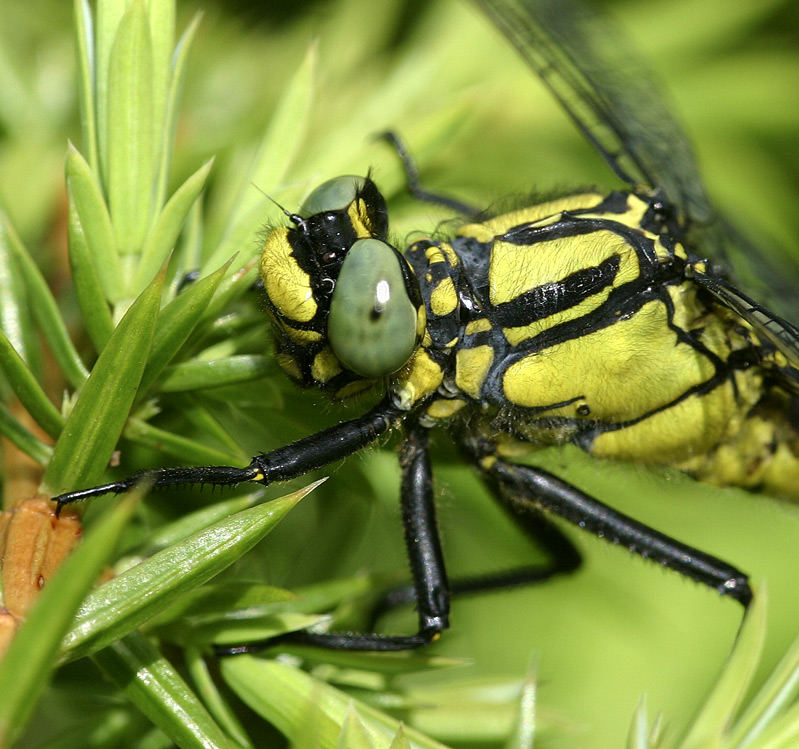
[406, 190, 770, 460]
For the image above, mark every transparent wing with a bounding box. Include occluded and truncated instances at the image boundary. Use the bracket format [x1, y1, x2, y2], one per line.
[472, 0, 799, 324]
[471, 0, 715, 226]
[694, 216, 799, 325]
[693, 271, 799, 393]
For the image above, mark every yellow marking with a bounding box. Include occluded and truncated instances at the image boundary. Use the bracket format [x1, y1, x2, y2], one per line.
[423, 244, 457, 269]
[592, 383, 739, 463]
[480, 454, 497, 470]
[503, 300, 713, 420]
[653, 236, 677, 262]
[677, 386, 799, 499]
[311, 347, 342, 383]
[276, 353, 302, 381]
[622, 193, 648, 227]
[761, 442, 799, 498]
[426, 246, 446, 263]
[771, 351, 789, 369]
[430, 276, 458, 316]
[439, 243, 459, 267]
[336, 379, 375, 399]
[680, 414, 768, 486]
[710, 415, 799, 498]
[285, 326, 322, 345]
[426, 398, 467, 419]
[500, 291, 774, 470]
[416, 304, 427, 338]
[489, 230, 638, 308]
[574, 194, 648, 230]
[348, 199, 377, 238]
[488, 229, 642, 347]
[667, 283, 718, 343]
[455, 345, 494, 399]
[444, 337, 458, 348]
[391, 350, 444, 409]
[260, 228, 317, 323]
[465, 318, 492, 335]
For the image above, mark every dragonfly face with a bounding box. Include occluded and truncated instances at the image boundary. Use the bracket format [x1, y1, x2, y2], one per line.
[259, 175, 425, 391]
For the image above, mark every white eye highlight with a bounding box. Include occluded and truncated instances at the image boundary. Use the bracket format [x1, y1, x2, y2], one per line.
[375, 280, 391, 312]
[328, 239, 419, 378]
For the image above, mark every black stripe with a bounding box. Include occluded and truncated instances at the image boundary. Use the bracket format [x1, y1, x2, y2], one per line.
[500, 216, 661, 268]
[481, 260, 684, 403]
[474, 216, 681, 402]
[492, 219, 683, 359]
[493, 254, 621, 327]
[496, 282, 757, 449]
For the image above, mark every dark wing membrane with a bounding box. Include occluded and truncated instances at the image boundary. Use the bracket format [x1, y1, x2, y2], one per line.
[693, 271, 799, 393]
[471, 0, 715, 226]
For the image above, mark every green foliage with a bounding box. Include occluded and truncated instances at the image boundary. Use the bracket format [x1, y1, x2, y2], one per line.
[0, 0, 796, 747]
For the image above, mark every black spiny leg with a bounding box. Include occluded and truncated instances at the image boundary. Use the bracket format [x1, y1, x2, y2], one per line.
[53, 398, 403, 511]
[369, 469, 580, 624]
[377, 131, 482, 218]
[219, 423, 450, 653]
[462, 440, 752, 607]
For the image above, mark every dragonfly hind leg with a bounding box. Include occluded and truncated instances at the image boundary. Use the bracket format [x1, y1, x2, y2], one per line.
[368, 491, 581, 628]
[459, 436, 753, 608]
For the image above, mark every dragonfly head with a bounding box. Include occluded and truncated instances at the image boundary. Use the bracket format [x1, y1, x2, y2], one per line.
[260, 175, 425, 392]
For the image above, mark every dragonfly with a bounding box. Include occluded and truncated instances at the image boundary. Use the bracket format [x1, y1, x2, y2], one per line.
[53, 0, 799, 652]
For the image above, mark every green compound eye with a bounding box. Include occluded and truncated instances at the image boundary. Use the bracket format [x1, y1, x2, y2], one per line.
[299, 175, 366, 217]
[328, 238, 419, 378]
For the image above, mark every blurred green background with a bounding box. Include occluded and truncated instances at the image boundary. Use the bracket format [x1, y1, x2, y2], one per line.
[2, 0, 798, 746]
